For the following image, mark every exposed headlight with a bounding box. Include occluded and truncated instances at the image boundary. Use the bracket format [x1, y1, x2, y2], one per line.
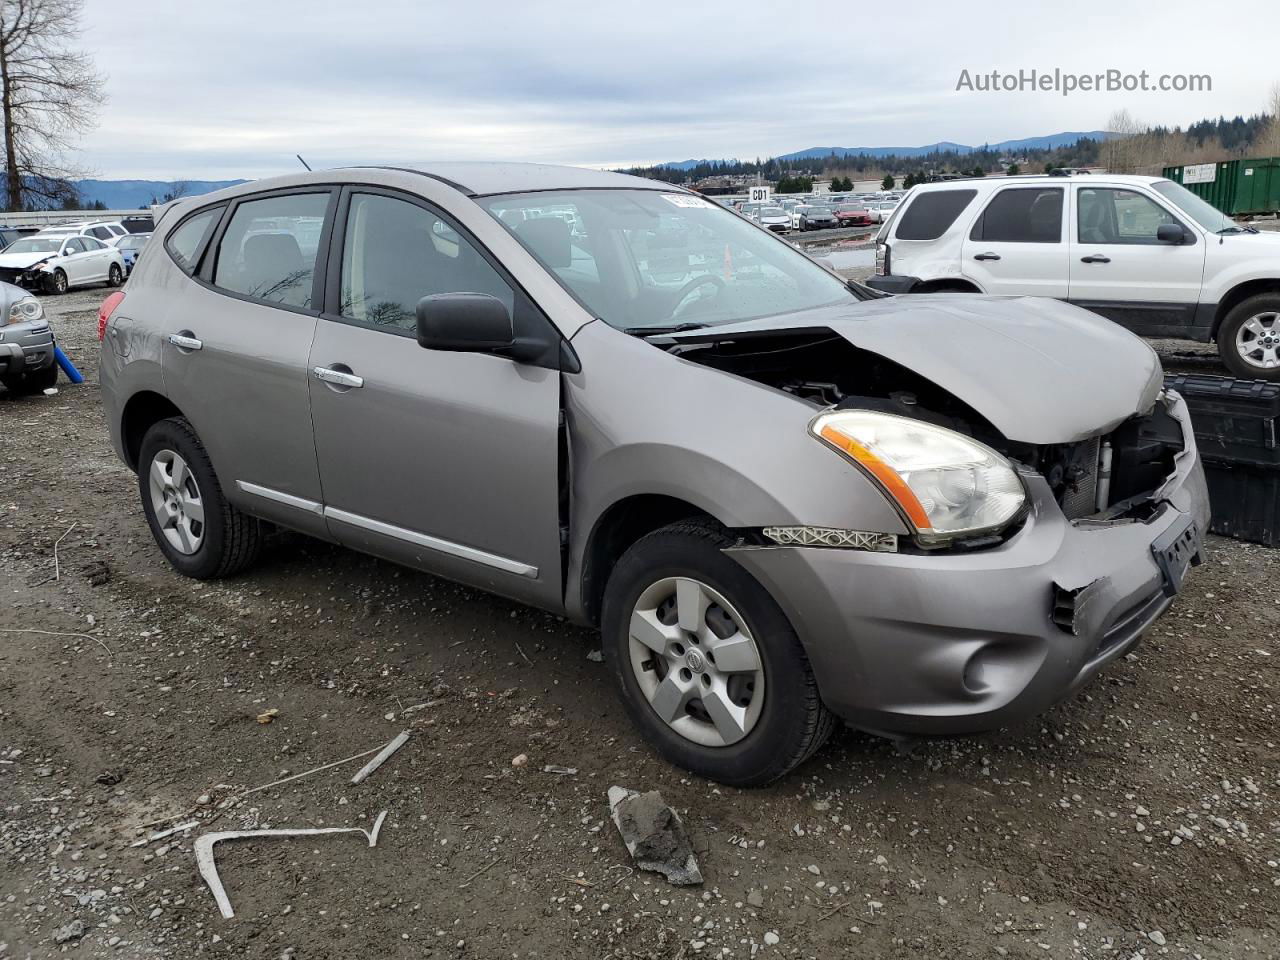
[810, 410, 1026, 545]
[6, 297, 43, 325]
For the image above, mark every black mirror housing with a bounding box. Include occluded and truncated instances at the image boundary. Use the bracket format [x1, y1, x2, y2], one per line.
[1156, 223, 1189, 244]
[416, 293, 514, 352]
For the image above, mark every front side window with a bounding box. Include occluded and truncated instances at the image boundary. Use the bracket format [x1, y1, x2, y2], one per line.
[63, 238, 85, 255]
[1077, 188, 1180, 245]
[339, 192, 513, 332]
[894, 189, 978, 241]
[970, 188, 1063, 243]
[165, 208, 222, 273]
[484, 189, 856, 332]
[213, 193, 329, 308]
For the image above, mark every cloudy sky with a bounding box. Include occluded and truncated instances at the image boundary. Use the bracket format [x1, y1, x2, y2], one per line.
[78, 0, 1277, 180]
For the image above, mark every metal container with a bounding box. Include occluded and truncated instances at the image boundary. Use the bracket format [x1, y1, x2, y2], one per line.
[1162, 157, 1280, 217]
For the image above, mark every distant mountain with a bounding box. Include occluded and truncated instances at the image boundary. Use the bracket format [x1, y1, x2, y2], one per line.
[658, 131, 1113, 168]
[73, 179, 250, 209]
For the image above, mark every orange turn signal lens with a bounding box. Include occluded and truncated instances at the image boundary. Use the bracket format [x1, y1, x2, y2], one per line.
[818, 423, 933, 530]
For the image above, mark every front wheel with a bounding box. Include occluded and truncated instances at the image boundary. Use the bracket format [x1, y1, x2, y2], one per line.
[602, 520, 835, 786]
[138, 417, 263, 579]
[107, 262, 123, 286]
[47, 269, 68, 295]
[1217, 293, 1280, 380]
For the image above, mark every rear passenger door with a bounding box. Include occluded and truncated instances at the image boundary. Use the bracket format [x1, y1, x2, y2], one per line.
[159, 189, 336, 539]
[961, 186, 1069, 297]
[307, 188, 563, 607]
[79, 236, 112, 281]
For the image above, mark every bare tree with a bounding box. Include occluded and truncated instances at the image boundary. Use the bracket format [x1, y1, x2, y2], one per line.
[1257, 82, 1280, 158]
[0, 0, 104, 210]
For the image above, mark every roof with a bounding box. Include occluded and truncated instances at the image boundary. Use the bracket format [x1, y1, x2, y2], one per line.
[912, 173, 1166, 191]
[352, 162, 672, 196]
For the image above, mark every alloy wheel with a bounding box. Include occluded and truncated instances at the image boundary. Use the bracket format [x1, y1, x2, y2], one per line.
[148, 449, 205, 555]
[1235, 311, 1280, 370]
[627, 576, 765, 747]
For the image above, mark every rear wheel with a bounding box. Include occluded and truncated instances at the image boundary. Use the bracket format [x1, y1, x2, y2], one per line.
[138, 417, 263, 579]
[602, 520, 835, 786]
[1217, 293, 1280, 380]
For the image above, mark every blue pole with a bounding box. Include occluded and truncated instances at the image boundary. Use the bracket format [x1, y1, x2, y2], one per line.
[54, 345, 84, 384]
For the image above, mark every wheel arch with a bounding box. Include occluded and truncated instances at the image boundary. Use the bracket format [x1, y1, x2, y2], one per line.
[915, 278, 983, 294]
[1212, 278, 1280, 338]
[577, 494, 721, 627]
[120, 390, 184, 472]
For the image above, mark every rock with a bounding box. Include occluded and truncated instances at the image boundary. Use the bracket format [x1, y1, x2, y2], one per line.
[1135, 805, 1150, 817]
[806, 864, 821, 875]
[586, 650, 603, 662]
[1148, 931, 1167, 946]
[608, 786, 703, 886]
[764, 931, 780, 946]
[747, 889, 764, 908]
[53, 920, 85, 944]
[511, 754, 528, 768]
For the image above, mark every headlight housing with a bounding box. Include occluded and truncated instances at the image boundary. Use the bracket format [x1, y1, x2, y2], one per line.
[6, 297, 43, 326]
[811, 409, 1026, 545]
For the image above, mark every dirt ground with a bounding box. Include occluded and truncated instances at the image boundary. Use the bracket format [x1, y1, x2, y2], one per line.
[1, 285, 1277, 960]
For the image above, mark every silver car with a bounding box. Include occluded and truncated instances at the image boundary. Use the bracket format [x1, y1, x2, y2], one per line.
[0, 280, 57, 394]
[100, 164, 1210, 786]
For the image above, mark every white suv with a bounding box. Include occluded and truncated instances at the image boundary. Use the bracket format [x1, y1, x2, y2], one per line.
[40, 220, 131, 246]
[868, 174, 1280, 380]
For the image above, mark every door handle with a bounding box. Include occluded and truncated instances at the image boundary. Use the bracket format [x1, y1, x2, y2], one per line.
[313, 365, 364, 389]
[973, 252, 1001, 261]
[1080, 254, 1111, 264]
[167, 333, 202, 351]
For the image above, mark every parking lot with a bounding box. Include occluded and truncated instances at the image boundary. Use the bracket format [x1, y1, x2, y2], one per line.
[0, 283, 1275, 959]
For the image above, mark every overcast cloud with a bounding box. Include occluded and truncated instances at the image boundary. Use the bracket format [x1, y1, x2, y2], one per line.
[77, 0, 1277, 180]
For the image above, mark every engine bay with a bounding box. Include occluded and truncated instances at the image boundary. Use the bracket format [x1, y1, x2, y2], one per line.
[659, 327, 1184, 523]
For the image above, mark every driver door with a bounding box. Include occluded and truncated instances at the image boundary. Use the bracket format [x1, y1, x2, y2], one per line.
[308, 188, 564, 607]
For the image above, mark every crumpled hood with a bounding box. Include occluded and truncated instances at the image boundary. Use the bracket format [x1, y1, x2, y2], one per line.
[0, 251, 50, 270]
[669, 294, 1163, 444]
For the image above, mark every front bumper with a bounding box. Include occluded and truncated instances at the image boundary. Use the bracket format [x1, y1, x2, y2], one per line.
[0, 267, 51, 291]
[729, 392, 1210, 738]
[0, 322, 56, 376]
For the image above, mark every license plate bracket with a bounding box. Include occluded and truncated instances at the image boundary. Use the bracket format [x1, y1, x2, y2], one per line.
[1151, 517, 1202, 598]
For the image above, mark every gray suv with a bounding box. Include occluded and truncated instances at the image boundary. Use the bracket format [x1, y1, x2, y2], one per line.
[100, 164, 1210, 785]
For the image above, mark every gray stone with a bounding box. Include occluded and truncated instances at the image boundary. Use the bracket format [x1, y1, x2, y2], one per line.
[608, 786, 703, 886]
[53, 920, 85, 944]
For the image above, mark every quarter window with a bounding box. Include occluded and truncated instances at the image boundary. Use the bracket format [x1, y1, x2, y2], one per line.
[90, 226, 112, 240]
[213, 193, 330, 308]
[894, 189, 977, 241]
[338, 192, 513, 332]
[165, 208, 222, 273]
[1077, 188, 1180, 245]
[969, 188, 1063, 243]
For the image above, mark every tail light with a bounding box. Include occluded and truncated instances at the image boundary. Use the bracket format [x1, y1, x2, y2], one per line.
[875, 241, 890, 276]
[98, 291, 126, 341]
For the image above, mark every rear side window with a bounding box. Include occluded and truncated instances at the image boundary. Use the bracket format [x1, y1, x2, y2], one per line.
[970, 188, 1063, 243]
[82, 237, 106, 251]
[165, 208, 222, 273]
[213, 192, 330, 308]
[893, 189, 977, 240]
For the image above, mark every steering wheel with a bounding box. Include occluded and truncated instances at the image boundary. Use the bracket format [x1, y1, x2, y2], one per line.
[671, 274, 726, 318]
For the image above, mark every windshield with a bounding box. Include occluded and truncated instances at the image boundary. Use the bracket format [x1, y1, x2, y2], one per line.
[483, 189, 856, 332]
[119, 236, 148, 250]
[760, 207, 785, 217]
[1152, 180, 1238, 233]
[4, 237, 63, 254]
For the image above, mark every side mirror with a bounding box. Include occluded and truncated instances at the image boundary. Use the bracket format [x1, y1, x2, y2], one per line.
[416, 293, 514, 352]
[1156, 223, 1189, 244]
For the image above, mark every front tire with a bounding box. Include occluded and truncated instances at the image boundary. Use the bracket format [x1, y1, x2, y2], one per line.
[602, 520, 835, 786]
[1217, 293, 1280, 380]
[47, 269, 68, 295]
[138, 417, 263, 579]
[108, 262, 123, 286]
[1, 363, 57, 395]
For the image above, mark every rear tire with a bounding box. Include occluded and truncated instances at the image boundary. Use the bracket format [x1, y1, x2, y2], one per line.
[602, 520, 835, 786]
[1216, 293, 1280, 381]
[138, 417, 263, 579]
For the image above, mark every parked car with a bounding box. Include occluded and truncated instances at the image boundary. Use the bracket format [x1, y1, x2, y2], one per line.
[39, 219, 131, 246]
[116, 233, 151, 274]
[0, 280, 57, 394]
[867, 173, 1280, 379]
[833, 204, 873, 227]
[100, 164, 1209, 786]
[864, 200, 899, 223]
[0, 226, 39, 251]
[0, 233, 125, 293]
[754, 206, 791, 232]
[798, 205, 838, 230]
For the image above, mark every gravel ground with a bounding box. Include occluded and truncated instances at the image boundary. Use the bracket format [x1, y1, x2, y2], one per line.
[0, 286, 1277, 959]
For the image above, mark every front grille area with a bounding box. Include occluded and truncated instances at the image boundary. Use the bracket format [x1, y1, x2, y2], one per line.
[1059, 436, 1101, 519]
